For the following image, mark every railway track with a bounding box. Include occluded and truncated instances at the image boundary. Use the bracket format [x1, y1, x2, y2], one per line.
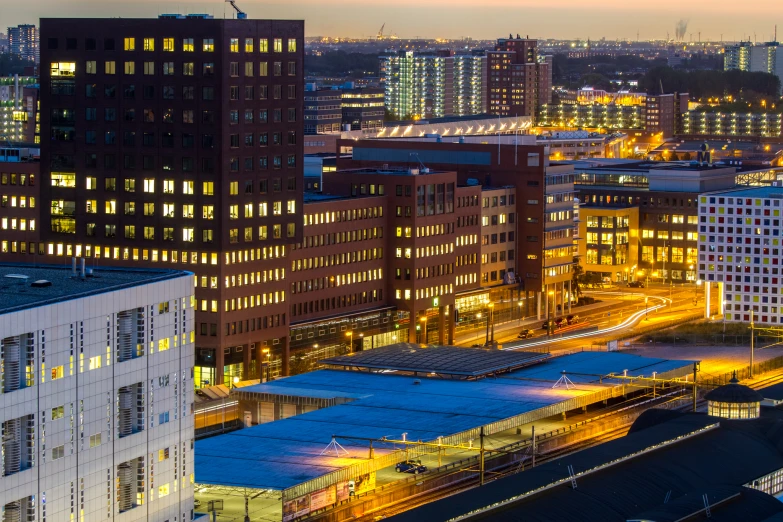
[361, 424, 632, 520]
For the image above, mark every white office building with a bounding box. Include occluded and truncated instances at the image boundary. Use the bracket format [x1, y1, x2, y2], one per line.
[697, 186, 783, 324]
[0, 263, 196, 521]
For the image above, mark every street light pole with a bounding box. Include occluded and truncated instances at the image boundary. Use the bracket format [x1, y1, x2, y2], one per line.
[346, 331, 354, 353]
[419, 316, 427, 344]
[489, 303, 495, 343]
[484, 307, 490, 345]
[547, 290, 555, 337]
[476, 312, 482, 342]
[517, 301, 523, 325]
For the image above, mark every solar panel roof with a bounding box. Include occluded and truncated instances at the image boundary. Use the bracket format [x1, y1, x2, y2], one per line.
[321, 343, 550, 376]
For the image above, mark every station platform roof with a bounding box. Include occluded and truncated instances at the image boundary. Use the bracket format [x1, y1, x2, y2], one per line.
[507, 350, 695, 383]
[195, 351, 695, 494]
[321, 343, 551, 378]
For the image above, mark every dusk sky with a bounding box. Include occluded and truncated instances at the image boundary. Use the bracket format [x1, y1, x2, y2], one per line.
[1, 0, 780, 41]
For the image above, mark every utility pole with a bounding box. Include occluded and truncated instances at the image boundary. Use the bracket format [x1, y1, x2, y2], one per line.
[479, 426, 485, 486]
[531, 425, 536, 468]
[692, 361, 698, 412]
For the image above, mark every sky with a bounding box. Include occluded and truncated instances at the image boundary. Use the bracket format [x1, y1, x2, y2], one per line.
[1, 0, 781, 42]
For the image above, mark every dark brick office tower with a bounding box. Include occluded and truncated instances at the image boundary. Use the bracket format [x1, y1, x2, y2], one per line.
[39, 15, 304, 384]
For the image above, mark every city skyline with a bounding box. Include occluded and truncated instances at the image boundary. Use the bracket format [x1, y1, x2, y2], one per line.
[1, 0, 781, 42]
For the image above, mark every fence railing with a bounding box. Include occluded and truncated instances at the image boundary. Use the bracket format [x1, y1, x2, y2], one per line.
[699, 354, 783, 388]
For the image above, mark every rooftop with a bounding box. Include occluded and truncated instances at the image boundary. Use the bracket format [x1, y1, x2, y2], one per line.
[338, 167, 451, 176]
[302, 192, 355, 203]
[0, 263, 190, 315]
[704, 185, 783, 198]
[321, 343, 551, 378]
[195, 351, 695, 492]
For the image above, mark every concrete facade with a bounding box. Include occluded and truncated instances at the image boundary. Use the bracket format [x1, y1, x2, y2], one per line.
[0, 266, 195, 521]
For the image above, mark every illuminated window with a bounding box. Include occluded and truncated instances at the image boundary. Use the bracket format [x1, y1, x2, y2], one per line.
[288, 39, 297, 52]
[229, 38, 239, 52]
[143, 179, 155, 193]
[162, 38, 175, 52]
[105, 200, 116, 215]
[51, 62, 76, 77]
[203, 38, 214, 52]
[104, 61, 116, 74]
[124, 61, 135, 75]
[273, 38, 282, 52]
[183, 38, 194, 52]
[143, 38, 154, 51]
[124, 37, 135, 51]
[259, 38, 268, 52]
[51, 172, 76, 188]
[85, 61, 97, 74]
[287, 200, 296, 214]
[244, 38, 253, 52]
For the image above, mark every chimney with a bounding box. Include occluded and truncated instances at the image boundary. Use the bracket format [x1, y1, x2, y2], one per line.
[80, 258, 86, 278]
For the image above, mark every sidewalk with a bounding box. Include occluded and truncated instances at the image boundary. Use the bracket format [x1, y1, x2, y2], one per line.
[453, 297, 624, 345]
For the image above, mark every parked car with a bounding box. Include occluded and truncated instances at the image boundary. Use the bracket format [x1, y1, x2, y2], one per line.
[566, 315, 581, 325]
[518, 329, 535, 339]
[554, 317, 566, 327]
[396, 459, 427, 474]
[628, 281, 645, 288]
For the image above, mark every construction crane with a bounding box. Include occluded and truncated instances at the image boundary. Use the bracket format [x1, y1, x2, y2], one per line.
[225, 0, 247, 19]
[376, 23, 385, 40]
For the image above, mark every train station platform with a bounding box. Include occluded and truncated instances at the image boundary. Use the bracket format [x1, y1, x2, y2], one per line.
[194, 345, 695, 521]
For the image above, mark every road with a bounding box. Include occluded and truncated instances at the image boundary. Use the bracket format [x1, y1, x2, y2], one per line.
[454, 284, 711, 353]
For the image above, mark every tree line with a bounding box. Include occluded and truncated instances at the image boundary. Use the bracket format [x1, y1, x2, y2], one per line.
[640, 66, 781, 98]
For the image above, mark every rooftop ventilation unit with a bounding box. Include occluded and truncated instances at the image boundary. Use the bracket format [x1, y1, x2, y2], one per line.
[30, 280, 52, 288]
[158, 14, 185, 19]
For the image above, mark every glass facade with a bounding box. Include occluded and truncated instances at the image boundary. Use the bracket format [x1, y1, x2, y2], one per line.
[707, 400, 760, 419]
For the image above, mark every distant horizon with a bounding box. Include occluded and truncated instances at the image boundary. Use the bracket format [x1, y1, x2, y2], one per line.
[1, 0, 780, 43]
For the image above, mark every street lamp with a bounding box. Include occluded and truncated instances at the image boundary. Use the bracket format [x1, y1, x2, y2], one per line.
[262, 348, 270, 382]
[547, 290, 555, 337]
[488, 303, 495, 344]
[517, 301, 524, 324]
[232, 376, 240, 389]
[475, 312, 482, 342]
[346, 330, 354, 353]
[419, 316, 427, 344]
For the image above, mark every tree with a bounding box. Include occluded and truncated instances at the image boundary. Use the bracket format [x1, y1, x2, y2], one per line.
[572, 256, 584, 297]
[289, 354, 313, 376]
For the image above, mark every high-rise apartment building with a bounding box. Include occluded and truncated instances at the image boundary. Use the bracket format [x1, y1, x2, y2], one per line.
[7, 24, 39, 62]
[487, 36, 552, 118]
[36, 16, 303, 384]
[380, 50, 486, 120]
[724, 41, 783, 93]
[0, 264, 195, 521]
